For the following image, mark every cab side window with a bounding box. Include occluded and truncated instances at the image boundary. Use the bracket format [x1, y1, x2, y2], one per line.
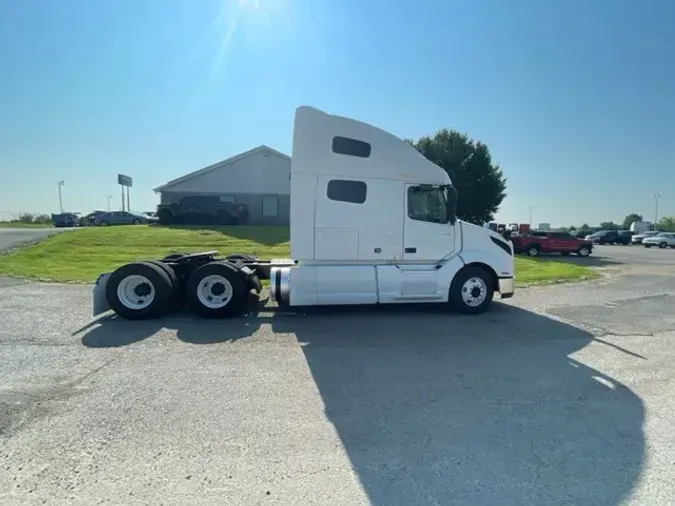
[407, 186, 448, 224]
[327, 179, 367, 204]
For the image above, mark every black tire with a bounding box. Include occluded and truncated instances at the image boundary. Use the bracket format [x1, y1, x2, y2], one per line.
[157, 209, 173, 225]
[100, 220, 109, 226]
[132, 219, 141, 225]
[185, 261, 248, 318]
[144, 260, 181, 308]
[105, 262, 173, 320]
[449, 265, 495, 315]
[526, 245, 540, 257]
[217, 210, 237, 225]
[644, 244, 651, 248]
[226, 253, 256, 263]
[659, 242, 667, 249]
[577, 246, 590, 257]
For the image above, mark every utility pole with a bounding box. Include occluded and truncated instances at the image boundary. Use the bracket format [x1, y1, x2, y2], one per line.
[653, 193, 662, 227]
[58, 181, 64, 213]
[107, 195, 114, 211]
[121, 185, 125, 211]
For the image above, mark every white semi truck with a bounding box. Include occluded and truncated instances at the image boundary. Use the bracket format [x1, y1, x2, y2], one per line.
[93, 106, 515, 319]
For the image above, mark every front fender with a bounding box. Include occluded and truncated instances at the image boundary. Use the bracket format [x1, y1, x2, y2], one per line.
[459, 248, 514, 279]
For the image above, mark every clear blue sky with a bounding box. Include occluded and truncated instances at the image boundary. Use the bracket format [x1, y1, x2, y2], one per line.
[1, 0, 673, 226]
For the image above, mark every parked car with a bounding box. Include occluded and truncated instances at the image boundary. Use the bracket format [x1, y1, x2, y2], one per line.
[631, 230, 658, 245]
[79, 210, 107, 226]
[642, 232, 675, 249]
[511, 231, 593, 257]
[585, 230, 623, 245]
[156, 195, 248, 225]
[93, 211, 155, 226]
[616, 230, 633, 245]
[51, 212, 80, 227]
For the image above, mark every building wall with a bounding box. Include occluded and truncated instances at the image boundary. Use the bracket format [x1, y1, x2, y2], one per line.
[160, 191, 290, 226]
[162, 151, 290, 195]
[157, 149, 291, 225]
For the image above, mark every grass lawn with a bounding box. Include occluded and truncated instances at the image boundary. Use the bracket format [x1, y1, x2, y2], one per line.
[0, 225, 596, 285]
[0, 222, 54, 228]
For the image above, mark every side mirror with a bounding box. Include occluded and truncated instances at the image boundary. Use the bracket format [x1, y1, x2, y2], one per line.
[447, 186, 458, 225]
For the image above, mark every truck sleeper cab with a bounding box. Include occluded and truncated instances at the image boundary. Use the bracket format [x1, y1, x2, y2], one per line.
[93, 106, 515, 320]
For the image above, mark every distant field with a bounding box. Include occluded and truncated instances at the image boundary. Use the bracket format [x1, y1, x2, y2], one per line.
[0, 225, 596, 285]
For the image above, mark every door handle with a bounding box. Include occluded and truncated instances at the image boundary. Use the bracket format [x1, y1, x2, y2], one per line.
[405, 247, 417, 253]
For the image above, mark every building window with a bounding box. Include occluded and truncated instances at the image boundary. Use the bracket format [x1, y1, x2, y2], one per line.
[262, 196, 279, 217]
[332, 136, 371, 158]
[327, 179, 367, 204]
[407, 185, 449, 224]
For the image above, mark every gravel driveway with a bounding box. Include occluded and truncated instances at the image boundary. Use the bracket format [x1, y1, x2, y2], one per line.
[1, 255, 674, 505]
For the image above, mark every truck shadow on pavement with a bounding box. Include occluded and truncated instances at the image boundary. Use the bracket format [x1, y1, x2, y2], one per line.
[79, 302, 645, 505]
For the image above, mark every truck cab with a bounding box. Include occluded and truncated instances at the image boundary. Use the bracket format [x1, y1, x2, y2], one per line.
[274, 106, 515, 311]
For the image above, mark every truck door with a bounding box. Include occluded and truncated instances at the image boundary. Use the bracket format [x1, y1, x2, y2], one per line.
[403, 184, 455, 262]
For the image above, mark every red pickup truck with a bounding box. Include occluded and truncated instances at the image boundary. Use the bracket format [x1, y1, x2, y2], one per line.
[511, 231, 593, 257]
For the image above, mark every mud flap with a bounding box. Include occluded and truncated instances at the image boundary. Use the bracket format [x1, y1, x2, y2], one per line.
[93, 273, 112, 317]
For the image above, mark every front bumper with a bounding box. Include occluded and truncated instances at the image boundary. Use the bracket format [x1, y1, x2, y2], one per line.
[498, 276, 515, 299]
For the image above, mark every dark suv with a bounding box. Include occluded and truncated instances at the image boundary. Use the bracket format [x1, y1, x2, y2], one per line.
[586, 230, 621, 245]
[616, 230, 634, 245]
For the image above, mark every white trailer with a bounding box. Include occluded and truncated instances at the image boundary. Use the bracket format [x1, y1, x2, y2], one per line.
[93, 106, 515, 319]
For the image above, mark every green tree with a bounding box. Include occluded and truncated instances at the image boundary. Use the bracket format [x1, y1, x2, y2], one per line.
[408, 130, 507, 224]
[622, 213, 643, 230]
[657, 216, 675, 232]
[599, 222, 619, 230]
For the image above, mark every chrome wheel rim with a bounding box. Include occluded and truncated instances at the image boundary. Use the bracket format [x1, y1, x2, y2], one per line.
[117, 275, 155, 310]
[197, 274, 233, 309]
[461, 277, 488, 307]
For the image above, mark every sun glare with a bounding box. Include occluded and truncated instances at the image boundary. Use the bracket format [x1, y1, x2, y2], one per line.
[211, 0, 290, 74]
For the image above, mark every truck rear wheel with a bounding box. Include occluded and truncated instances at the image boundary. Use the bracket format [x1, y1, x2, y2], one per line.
[450, 266, 494, 315]
[105, 262, 173, 320]
[186, 261, 248, 318]
[527, 245, 540, 257]
[145, 260, 181, 308]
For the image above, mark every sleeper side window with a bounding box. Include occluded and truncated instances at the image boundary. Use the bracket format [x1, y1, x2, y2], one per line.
[327, 179, 367, 204]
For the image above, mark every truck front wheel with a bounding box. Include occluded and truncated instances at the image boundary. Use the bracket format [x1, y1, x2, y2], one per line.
[186, 261, 248, 318]
[450, 266, 495, 315]
[527, 245, 540, 257]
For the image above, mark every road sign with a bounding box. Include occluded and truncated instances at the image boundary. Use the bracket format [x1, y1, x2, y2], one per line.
[118, 174, 133, 187]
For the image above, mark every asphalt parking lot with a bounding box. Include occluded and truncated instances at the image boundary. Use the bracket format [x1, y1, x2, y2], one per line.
[1, 246, 675, 505]
[0, 227, 68, 252]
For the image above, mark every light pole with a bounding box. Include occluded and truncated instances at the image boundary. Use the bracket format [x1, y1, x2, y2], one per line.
[58, 181, 64, 213]
[107, 195, 114, 211]
[528, 207, 533, 227]
[653, 193, 662, 227]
